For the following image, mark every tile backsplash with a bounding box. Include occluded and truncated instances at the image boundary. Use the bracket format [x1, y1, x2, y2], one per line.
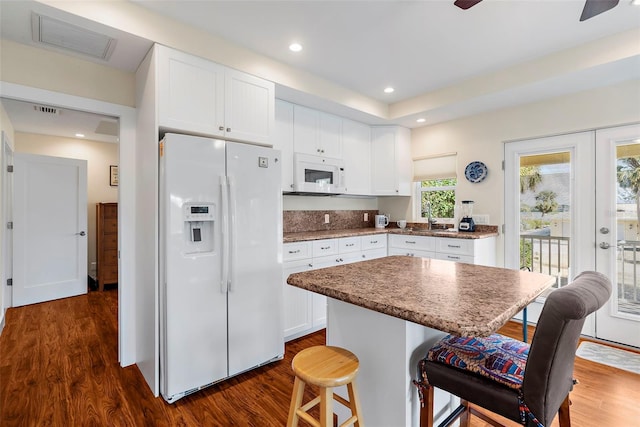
[284, 210, 378, 233]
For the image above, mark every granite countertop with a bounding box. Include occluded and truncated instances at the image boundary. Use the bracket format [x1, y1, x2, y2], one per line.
[286, 256, 554, 337]
[283, 227, 498, 243]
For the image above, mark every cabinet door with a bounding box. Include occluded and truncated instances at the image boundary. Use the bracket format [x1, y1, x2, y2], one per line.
[343, 119, 371, 195]
[394, 126, 413, 196]
[319, 112, 342, 158]
[274, 100, 294, 191]
[158, 46, 225, 137]
[371, 127, 398, 195]
[293, 104, 319, 155]
[283, 260, 313, 340]
[224, 69, 274, 145]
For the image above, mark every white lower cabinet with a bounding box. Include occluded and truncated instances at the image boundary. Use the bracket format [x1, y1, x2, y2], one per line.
[389, 233, 496, 266]
[283, 235, 388, 341]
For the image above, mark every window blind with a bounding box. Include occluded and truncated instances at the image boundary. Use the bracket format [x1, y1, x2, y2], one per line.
[413, 153, 457, 181]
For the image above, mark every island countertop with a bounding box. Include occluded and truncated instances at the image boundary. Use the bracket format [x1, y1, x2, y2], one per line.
[286, 256, 555, 337]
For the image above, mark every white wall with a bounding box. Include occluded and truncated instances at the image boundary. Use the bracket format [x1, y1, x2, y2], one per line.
[407, 79, 640, 266]
[0, 39, 135, 107]
[14, 132, 118, 274]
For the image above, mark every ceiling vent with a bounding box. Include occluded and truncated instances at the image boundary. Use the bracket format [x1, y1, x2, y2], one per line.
[31, 13, 116, 61]
[33, 105, 61, 115]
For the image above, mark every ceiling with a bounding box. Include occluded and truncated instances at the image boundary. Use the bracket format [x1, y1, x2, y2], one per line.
[1, 0, 639, 140]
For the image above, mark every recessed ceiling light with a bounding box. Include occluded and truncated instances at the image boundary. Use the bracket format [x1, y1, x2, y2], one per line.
[75, 133, 85, 138]
[416, 118, 426, 123]
[289, 43, 302, 52]
[384, 87, 394, 94]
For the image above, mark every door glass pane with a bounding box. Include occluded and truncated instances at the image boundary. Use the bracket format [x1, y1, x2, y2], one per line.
[615, 143, 640, 316]
[519, 152, 571, 293]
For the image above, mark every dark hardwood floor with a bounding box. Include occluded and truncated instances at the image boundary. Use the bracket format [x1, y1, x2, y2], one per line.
[1, 290, 638, 426]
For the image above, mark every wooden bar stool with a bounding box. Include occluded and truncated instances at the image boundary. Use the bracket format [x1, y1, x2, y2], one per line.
[287, 345, 363, 427]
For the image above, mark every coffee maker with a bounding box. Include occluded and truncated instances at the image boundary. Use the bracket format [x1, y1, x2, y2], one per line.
[459, 200, 476, 232]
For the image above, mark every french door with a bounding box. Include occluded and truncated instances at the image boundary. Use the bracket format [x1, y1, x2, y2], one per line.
[594, 124, 640, 347]
[505, 125, 640, 347]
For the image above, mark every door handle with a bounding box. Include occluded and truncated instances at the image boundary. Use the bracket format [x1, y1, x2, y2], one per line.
[76, 231, 86, 236]
[599, 242, 611, 249]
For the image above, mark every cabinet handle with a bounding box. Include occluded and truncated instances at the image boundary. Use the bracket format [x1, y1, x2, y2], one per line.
[336, 258, 344, 263]
[219, 126, 224, 131]
[317, 149, 321, 153]
[447, 244, 461, 248]
[288, 249, 301, 254]
[309, 263, 313, 268]
[448, 255, 460, 260]
[321, 149, 325, 153]
[321, 246, 330, 250]
[371, 240, 378, 244]
[362, 254, 366, 258]
[226, 127, 231, 132]
[346, 243, 354, 247]
[405, 241, 416, 244]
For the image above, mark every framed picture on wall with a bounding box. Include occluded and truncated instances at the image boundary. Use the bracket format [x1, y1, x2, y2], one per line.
[110, 165, 119, 186]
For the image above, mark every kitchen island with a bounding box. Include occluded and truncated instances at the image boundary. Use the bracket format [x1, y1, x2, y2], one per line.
[287, 256, 554, 427]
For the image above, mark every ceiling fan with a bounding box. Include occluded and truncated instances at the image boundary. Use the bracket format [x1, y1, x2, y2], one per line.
[454, 0, 620, 22]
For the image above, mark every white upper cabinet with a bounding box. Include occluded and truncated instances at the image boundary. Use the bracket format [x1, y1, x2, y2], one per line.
[371, 126, 412, 196]
[342, 119, 371, 195]
[157, 46, 274, 145]
[293, 105, 342, 159]
[273, 100, 295, 192]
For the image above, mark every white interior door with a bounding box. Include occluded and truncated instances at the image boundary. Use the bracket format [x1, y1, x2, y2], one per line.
[595, 124, 640, 348]
[13, 153, 87, 307]
[2, 133, 13, 309]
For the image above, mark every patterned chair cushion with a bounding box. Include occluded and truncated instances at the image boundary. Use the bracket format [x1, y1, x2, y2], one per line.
[425, 333, 529, 390]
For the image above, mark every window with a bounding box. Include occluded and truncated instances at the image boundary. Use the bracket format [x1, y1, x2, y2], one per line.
[415, 178, 457, 222]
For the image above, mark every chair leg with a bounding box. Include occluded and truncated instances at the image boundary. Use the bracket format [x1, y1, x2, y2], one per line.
[347, 381, 364, 427]
[319, 386, 333, 427]
[459, 400, 471, 427]
[558, 394, 571, 427]
[287, 377, 305, 427]
[419, 385, 434, 427]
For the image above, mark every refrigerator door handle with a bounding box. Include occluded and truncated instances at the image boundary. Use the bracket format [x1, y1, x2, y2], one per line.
[220, 175, 229, 293]
[227, 175, 237, 292]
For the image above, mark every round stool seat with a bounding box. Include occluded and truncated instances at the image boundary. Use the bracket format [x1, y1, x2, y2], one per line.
[287, 346, 363, 427]
[292, 345, 360, 388]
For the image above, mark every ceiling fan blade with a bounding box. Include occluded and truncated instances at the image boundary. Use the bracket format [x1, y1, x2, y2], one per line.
[580, 0, 619, 21]
[454, 0, 483, 11]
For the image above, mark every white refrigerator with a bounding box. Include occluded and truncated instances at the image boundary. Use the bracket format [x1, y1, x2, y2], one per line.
[159, 133, 284, 403]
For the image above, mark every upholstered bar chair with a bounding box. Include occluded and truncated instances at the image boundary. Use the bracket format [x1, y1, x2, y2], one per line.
[415, 271, 611, 427]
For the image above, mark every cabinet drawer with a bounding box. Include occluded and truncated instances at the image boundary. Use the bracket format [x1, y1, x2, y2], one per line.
[100, 265, 118, 283]
[312, 239, 338, 257]
[103, 218, 118, 234]
[360, 248, 387, 261]
[284, 242, 312, 261]
[339, 237, 361, 254]
[103, 249, 118, 265]
[103, 204, 117, 218]
[388, 247, 435, 258]
[102, 233, 117, 249]
[436, 252, 475, 264]
[436, 238, 474, 256]
[360, 235, 387, 251]
[389, 234, 435, 252]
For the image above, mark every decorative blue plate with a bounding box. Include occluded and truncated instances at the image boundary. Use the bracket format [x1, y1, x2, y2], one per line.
[464, 161, 488, 183]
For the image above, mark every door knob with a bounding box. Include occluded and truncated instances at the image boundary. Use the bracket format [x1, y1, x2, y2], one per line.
[77, 231, 86, 236]
[599, 242, 611, 249]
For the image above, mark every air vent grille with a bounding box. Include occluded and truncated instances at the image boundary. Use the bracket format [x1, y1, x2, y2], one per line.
[33, 105, 61, 115]
[31, 13, 116, 61]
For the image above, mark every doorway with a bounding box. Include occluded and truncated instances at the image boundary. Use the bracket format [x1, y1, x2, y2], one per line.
[505, 125, 640, 348]
[0, 82, 136, 366]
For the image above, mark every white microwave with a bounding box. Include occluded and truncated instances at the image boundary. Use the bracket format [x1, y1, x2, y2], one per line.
[293, 153, 346, 194]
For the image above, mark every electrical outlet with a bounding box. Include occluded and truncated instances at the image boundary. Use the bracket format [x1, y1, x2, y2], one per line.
[473, 214, 489, 225]
[324, 214, 330, 224]
[364, 213, 369, 221]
